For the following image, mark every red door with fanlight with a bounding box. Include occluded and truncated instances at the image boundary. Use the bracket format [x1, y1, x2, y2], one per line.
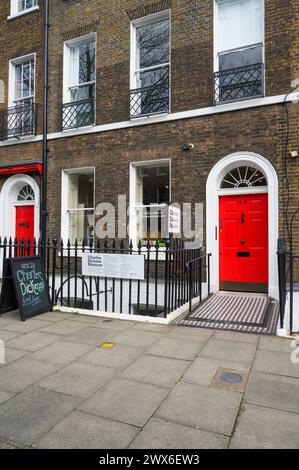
[219, 193, 268, 293]
[16, 206, 35, 254]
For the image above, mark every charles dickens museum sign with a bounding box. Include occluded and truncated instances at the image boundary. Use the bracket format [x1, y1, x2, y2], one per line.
[82, 253, 145, 281]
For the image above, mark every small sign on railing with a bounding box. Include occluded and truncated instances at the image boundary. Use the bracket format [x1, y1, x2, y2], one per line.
[82, 253, 145, 280]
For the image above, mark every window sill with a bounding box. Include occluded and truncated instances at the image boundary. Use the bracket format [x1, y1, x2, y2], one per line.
[62, 124, 96, 133]
[7, 6, 39, 21]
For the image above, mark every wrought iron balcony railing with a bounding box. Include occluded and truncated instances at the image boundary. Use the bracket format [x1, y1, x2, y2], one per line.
[62, 98, 95, 130]
[130, 72, 170, 119]
[214, 63, 264, 105]
[0, 100, 36, 141]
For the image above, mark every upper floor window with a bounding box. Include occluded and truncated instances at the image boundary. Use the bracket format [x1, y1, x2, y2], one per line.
[13, 57, 35, 106]
[130, 12, 170, 118]
[214, 0, 264, 104]
[63, 35, 96, 130]
[10, 0, 38, 16]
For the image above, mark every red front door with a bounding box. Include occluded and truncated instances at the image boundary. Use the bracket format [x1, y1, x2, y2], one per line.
[16, 205, 35, 244]
[219, 193, 268, 293]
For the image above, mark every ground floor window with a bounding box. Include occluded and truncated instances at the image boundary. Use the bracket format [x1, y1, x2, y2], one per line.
[132, 160, 170, 244]
[62, 169, 95, 245]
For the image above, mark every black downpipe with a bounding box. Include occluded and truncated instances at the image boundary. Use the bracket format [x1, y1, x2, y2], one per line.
[41, 0, 49, 260]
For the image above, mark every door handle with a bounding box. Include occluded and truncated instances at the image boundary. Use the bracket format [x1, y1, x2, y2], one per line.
[241, 213, 245, 223]
[241, 240, 246, 245]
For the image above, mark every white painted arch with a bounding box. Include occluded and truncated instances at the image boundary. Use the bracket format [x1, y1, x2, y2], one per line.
[0, 174, 40, 241]
[206, 152, 279, 300]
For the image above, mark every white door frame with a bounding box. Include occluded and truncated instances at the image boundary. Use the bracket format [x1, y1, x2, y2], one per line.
[0, 174, 40, 241]
[206, 152, 279, 300]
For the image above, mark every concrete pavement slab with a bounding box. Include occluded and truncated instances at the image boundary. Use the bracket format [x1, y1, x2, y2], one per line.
[259, 336, 293, 353]
[38, 320, 87, 336]
[0, 390, 16, 405]
[0, 386, 82, 446]
[148, 337, 205, 361]
[130, 418, 229, 449]
[122, 355, 189, 387]
[35, 410, 139, 449]
[30, 341, 93, 365]
[182, 357, 250, 387]
[64, 326, 114, 345]
[80, 344, 144, 370]
[253, 350, 299, 378]
[155, 381, 242, 436]
[168, 327, 214, 342]
[80, 378, 170, 427]
[245, 371, 299, 414]
[108, 329, 163, 349]
[230, 403, 299, 449]
[36, 312, 75, 322]
[132, 323, 174, 333]
[0, 347, 29, 367]
[2, 319, 52, 334]
[0, 357, 62, 393]
[38, 361, 116, 399]
[0, 329, 22, 341]
[199, 339, 257, 364]
[7, 331, 61, 352]
[95, 319, 136, 331]
[213, 331, 259, 345]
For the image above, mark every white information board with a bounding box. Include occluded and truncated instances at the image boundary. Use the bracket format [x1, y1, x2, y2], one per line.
[168, 204, 181, 236]
[82, 253, 145, 280]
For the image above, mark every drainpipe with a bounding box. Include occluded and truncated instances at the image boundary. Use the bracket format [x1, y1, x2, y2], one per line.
[41, 0, 49, 259]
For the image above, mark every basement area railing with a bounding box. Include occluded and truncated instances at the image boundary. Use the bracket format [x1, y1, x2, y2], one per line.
[0, 237, 211, 320]
[214, 63, 264, 105]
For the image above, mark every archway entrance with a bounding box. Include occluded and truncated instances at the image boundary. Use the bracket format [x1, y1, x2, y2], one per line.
[206, 153, 279, 300]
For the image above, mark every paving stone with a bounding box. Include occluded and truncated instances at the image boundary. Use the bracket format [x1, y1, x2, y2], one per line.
[36, 312, 74, 322]
[30, 341, 93, 365]
[259, 336, 293, 353]
[132, 323, 174, 333]
[148, 337, 205, 361]
[155, 381, 242, 436]
[108, 329, 163, 349]
[80, 378, 169, 427]
[230, 404, 299, 449]
[245, 371, 299, 414]
[199, 339, 257, 364]
[67, 315, 100, 325]
[64, 326, 113, 345]
[0, 386, 82, 446]
[0, 439, 21, 449]
[80, 344, 144, 370]
[2, 319, 52, 334]
[253, 350, 299, 378]
[35, 410, 139, 449]
[168, 327, 214, 342]
[122, 354, 189, 387]
[95, 319, 136, 331]
[0, 348, 29, 368]
[182, 357, 250, 387]
[0, 390, 15, 405]
[7, 331, 60, 352]
[130, 418, 229, 449]
[0, 357, 62, 392]
[213, 331, 259, 345]
[0, 329, 22, 342]
[38, 361, 116, 399]
[38, 320, 87, 336]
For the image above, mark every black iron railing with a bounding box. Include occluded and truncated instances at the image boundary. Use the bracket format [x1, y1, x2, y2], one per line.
[130, 70, 170, 119]
[0, 237, 211, 319]
[62, 99, 95, 130]
[0, 100, 36, 140]
[214, 63, 264, 104]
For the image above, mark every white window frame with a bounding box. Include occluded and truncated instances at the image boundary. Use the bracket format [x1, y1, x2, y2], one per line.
[61, 167, 95, 246]
[63, 33, 96, 105]
[8, 53, 36, 107]
[130, 10, 171, 114]
[213, 0, 265, 75]
[9, 0, 39, 19]
[129, 159, 172, 250]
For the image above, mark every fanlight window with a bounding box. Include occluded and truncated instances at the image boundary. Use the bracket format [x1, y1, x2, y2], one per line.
[17, 184, 35, 201]
[221, 166, 267, 189]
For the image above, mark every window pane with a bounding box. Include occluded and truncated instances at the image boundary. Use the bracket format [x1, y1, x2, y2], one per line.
[137, 19, 169, 69]
[14, 60, 34, 102]
[79, 42, 96, 83]
[136, 164, 170, 205]
[219, 45, 262, 70]
[69, 210, 94, 245]
[70, 83, 95, 102]
[68, 173, 94, 209]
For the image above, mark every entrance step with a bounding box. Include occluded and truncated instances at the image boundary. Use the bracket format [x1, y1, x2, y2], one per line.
[178, 292, 279, 335]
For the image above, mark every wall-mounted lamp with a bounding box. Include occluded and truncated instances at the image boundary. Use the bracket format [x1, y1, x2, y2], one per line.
[182, 143, 195, 151]
[290, 150, 298, 159]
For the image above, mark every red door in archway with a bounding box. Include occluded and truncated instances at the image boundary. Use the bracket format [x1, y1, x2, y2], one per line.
[219, 193, 268, 293]
[16, 205, 35, 254]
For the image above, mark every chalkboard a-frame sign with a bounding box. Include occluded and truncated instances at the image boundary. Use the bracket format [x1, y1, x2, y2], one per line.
[0, 256, 52, 322]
